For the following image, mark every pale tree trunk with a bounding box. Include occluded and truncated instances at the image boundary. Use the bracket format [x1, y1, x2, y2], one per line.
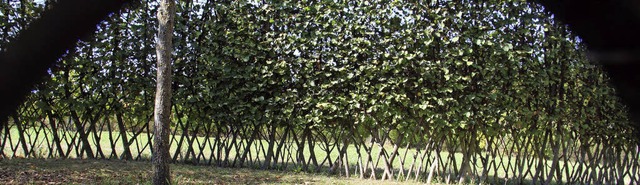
[153, 0, 175, 184]
[458, 129, 478, 184]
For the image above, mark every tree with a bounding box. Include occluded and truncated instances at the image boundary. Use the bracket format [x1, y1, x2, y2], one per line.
[152, 0, 175, 184]
[0, 0, 130, 127]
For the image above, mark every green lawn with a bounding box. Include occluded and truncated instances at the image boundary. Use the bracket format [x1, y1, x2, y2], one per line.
[0, 158, 430, 184]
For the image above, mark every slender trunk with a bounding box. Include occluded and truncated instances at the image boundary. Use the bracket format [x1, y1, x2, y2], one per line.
[533, 130, 551, 184]
[238, 124, 261, 167]
[263, 123, 277, 169]
[426, 152, 439, 185]
[116, 112, 133, 160]
[306, 129, 319, 170]
[458, 130, 477, 183]
[45, 111, 66, 158]
[88, 113, 104, 158]
[545, 131, 562, 185]
[273, 126, 290, 166]
[184, 124, 200, 164]
[12, 115, 30, 157]
[171, 114, 187, 161]
[341, 132, 350, 177]
[69, 111, 94, 158]
[152, 0, 175, 184]
[296, 124, 310, 169]
[353, 139, 365, 178]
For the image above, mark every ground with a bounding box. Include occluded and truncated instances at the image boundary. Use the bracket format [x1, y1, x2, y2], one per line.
[0, 158, 427, 184]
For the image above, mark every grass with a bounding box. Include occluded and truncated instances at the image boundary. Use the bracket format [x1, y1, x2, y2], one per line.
[3, 127, 471, 174]
[0, 158, 430, 184]
[2, 127, 636, 184]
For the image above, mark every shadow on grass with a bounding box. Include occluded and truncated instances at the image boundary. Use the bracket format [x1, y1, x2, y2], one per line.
[169, 158, 556, 185]
[2, 158, 599, 185]
[0, 158, 322, 184]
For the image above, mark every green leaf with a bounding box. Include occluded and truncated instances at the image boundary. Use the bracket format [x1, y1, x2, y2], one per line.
[502, 43, 513, 52]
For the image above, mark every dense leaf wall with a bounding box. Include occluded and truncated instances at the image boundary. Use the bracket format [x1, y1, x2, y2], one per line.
[1, 0, 638, 184]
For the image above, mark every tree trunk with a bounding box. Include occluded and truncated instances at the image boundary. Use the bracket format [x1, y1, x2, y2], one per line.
[45, 110, 66, 158]
[11, 115, 30, 158]
[152, 0, 175, 184]
[262, 124, 277, 169]
[458, 130, 478, 184]
[116, 112, 133, 160]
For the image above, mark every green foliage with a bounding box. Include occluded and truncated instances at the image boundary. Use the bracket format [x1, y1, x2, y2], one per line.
[2, 0, 637, 182]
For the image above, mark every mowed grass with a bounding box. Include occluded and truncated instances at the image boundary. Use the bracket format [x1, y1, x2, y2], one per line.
[0, 158, 429, 184]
